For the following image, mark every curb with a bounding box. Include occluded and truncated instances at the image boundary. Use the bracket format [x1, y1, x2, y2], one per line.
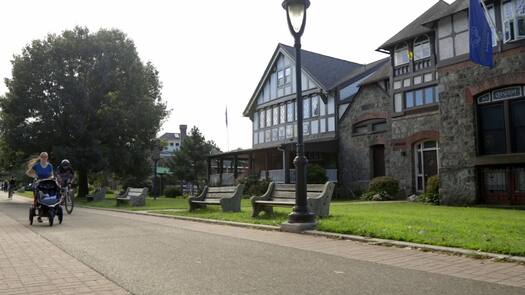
[79, 205, 525, 264]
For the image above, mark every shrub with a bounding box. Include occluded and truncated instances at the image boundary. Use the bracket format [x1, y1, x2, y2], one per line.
[164, 185, 182, 198]
[368, 176, 400, 198]
[238, 174, 270, 197]
[307, 164, 328, 184]
[423, 175, 440, 205]
[360, 190, 390, 201]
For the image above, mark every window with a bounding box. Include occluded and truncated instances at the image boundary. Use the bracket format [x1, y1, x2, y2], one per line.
[266, 108, 272, 127]
[273, 106, 279, 125]
[414, 36, 431, 61]
[353, 119, 387, 135]
[479, 104, 507, 154]
[414, 76, 422, 85]
[394, 93, 403, 113]
[287, 101, 294, 122]
[272, 128, 278, 141]
[502, 0, 525, 43]
[277, 70, 285, 87]
[286, 125, 293, 138]
[312, 96, 320, 117]
[476, 86, 525, 155]
[511, 100, 525, 152]
[424, 73, 433, 83]
[259, 110, 265, 128]
[280, 104, 286, 124]
[328, 117, 335, 132]
[279, 126, 285, 140]
[265, 130, 271, 142]
[170, 142, 174, 146]
[303, 97, 311, 119]
[284, 67, 292, 84]
[403, 79, 411, 87]
[303, 122, 310, 136]
[253, 112, 259, 130]
[176, 143, 179, 146]
[253, 133, 258, 145]
[259, 131, 264, 144]
[437, 11, 470, 61]
[311, 120, 319, 134]
[320, 119, 326, 133]
[394, 45, 409, 66]
[327, 97, 335, 114]
[404, 86, 437, 110]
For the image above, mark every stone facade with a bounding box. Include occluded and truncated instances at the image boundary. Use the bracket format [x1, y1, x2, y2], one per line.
[438, 47, 525, 204]
[338, 83, 391, 194]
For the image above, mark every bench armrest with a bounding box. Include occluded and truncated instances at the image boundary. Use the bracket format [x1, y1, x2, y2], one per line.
[250, 182, 274, 202]
[308, 182, 335, 200]
[189, 186, 208, 201]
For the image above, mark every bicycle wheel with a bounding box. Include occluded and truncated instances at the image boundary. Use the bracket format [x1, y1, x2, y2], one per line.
[65, 191, 74, 214]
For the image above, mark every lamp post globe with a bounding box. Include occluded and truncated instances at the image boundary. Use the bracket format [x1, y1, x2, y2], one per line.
[282, 0, 316, 230]
[282, 0, 310, 36]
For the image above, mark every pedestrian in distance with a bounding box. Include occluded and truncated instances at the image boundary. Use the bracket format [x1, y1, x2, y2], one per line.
[8, 176, 16, 199]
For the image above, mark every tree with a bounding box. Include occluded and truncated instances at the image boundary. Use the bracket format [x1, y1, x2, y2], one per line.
[0, 27, 168, 197]
[169, 127, 220, 189]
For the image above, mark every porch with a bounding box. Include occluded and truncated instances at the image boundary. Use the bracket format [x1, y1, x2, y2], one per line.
[208, 140, 338, 186]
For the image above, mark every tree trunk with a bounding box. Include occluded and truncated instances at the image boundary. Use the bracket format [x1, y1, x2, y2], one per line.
[78, 169, 89, 198]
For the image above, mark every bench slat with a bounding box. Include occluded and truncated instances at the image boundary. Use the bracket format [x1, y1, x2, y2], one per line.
[207, 193, 232, 199]
[208, 186, 237, 193]
[273, 191, 321, 199]
[192, 200, 221, 204]
[275, 184, 325, 192]
[255, 200, 294, 206]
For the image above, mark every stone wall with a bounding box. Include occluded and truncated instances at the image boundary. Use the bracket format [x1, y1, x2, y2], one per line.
[438, 47, 525, 204]
[338, 83, 391, 194]
[390, 111, 441, 195]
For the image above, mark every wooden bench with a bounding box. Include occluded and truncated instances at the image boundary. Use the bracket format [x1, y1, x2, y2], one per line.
[188, 184, 244, 212]
[86, 187, 108, 202]
[250, 182, 335, 218]
[116, 187, 148, 206]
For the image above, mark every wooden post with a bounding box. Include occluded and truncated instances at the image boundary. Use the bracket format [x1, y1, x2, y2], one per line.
[233, 155, 238, 180]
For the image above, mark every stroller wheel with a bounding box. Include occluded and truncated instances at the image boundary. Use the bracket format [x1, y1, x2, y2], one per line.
[29, 208, 35, 225]
[48, 209, 54, 227]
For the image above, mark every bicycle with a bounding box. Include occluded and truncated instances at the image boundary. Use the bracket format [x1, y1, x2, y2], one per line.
[61, 181, 74, 214]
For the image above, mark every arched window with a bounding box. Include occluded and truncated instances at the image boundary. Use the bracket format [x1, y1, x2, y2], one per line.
[413, 35, 431, 61]
[394, 44, 409, 66]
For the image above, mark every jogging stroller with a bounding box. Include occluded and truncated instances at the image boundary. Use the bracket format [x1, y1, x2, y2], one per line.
[29, 179, 64, 226]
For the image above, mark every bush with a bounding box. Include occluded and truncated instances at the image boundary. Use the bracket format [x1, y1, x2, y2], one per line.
[360, 190, 390, 201]
[423, 175, 440, 205]
[238, 174, 270, 197]
[307, 164, 328, 184]
[164, 185, 182, 198]
[368, 176, 400, 198]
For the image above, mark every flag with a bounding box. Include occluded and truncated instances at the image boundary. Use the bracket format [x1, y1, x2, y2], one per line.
[469, 0, 493, 67]
[225, 106, 228, 127]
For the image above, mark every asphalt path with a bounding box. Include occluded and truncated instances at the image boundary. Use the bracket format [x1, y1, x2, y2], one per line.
[0, 198, 523, 295]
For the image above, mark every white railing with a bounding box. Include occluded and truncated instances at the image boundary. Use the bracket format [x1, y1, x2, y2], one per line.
[221, 173, 235, 186]
[268, 170, 285, 183]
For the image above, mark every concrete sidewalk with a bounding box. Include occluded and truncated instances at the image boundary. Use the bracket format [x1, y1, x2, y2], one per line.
[88, 207, 525, 289]
[0, 196, 128, 295]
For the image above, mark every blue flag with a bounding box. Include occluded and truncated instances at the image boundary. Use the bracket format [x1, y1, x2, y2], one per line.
[469, 0, 493, 67]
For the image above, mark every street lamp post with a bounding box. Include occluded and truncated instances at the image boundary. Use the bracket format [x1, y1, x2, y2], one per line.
[281, 0, 316, 231]
[152, 143, 161, 200]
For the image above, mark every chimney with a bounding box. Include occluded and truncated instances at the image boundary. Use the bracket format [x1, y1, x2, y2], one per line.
[179, 125, 187, 143]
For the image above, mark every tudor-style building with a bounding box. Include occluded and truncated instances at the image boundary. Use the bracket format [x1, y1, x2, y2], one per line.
[338, 0, 525, 204]
[207, 43, 385, 186]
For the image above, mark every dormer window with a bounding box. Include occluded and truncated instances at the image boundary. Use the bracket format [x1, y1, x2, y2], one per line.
[277, 67, 292, 87]
[394, 44, 409, 66]
[413, 35, 431, 61]
[278, 70, 285, 87]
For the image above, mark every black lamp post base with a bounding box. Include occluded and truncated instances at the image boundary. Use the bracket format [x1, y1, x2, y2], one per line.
[281, 208, 316, 232]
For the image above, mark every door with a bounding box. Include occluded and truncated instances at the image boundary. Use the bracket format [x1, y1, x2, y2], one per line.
[372, 145, 385, 178]
[415, 141, 439, 192]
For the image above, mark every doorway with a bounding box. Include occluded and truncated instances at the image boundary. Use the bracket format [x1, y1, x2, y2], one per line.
[415, 141, 439, 192]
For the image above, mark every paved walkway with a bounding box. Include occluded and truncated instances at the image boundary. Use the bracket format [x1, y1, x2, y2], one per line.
[91, 208, 525, 289]
[0, 196, 128, 295]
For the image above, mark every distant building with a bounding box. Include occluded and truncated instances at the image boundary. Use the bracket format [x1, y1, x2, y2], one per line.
[159, 125, 187, 159]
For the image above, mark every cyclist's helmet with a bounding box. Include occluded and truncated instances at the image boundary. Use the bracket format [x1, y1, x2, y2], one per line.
[61, 159, 70, 165]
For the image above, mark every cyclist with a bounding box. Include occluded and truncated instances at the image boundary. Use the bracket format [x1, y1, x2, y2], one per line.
[56, 159, 74, 187]
[8, 176, 16, 199]
[26, 152, 54, 222]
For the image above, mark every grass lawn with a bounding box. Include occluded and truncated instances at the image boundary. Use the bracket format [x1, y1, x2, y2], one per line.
[77, 194, 190, 211]
[157, 201, 525, 256]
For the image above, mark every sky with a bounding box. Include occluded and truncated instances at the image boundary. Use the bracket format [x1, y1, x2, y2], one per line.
[0, 0, 453, 152]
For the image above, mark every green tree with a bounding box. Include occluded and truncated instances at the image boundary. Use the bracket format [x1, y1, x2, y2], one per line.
[0, 27, 168, 197]
[169, 127, 220, 189]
